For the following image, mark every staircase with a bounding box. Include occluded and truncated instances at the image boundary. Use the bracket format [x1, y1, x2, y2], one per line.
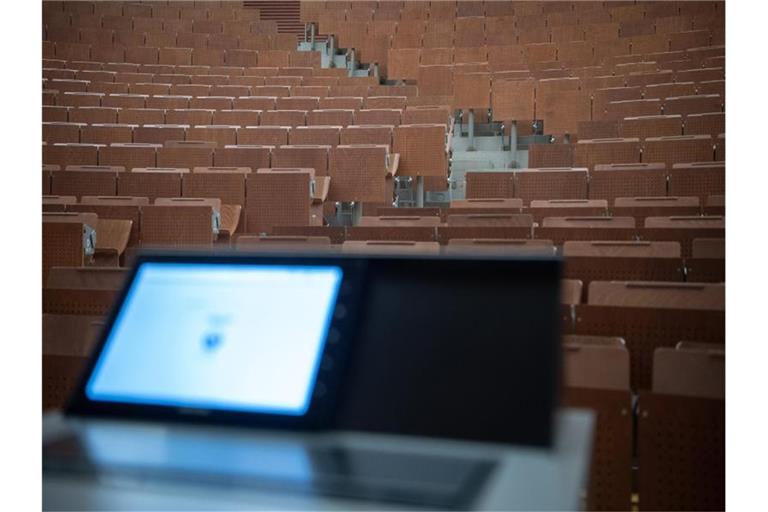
[243, 1, 304, 36]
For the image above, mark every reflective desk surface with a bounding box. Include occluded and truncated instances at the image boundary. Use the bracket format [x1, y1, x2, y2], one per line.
[43, 408, 593, 511]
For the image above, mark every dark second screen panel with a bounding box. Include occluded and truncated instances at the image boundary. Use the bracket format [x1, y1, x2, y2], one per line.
[335, 258, 561, 447]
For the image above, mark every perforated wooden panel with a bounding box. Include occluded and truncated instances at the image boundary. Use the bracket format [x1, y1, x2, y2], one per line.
[213, 145, 272, 170]
[643, 136, 714, 170]
[572, 305, 724, 390]
[392, 124, 447, 177]
[51, 170, 118, 198]
[453, 72, 491, 110]
[562, 387, 633, 511]
[42, 222, 85, 283]
[141, 205, 214, 246]
[668, 163, 725, 202]
[514, 169, 589, 204]
[43, 144, 100, 168]
[328, 145, 389, 202]
[464, 172, 514, 199]
[307, 109, 355, 127]
[117, 171, 183, 201]
[564, 257, 685, 288]
[156, 146, 214, 169]
[637, 392, 725, 511]
[528, 144, 574, 168]
[99, 144, 158, 170]
[246, 170, 311, 234]
[272, 145, 330, 176]
[589, 168, 669, 202]
[619, 115, 683, 139]
[340, 126, 392, 147]
[43, 354, 87, 410]
[491, 79, 535, 121]
[573, 139, 641, 171]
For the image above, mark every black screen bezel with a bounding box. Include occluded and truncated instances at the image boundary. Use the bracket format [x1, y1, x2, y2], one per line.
[65, 251, 367, 431]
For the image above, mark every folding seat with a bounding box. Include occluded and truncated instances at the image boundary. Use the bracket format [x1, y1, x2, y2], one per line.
[391, 124, 447, 178]
[183, 167, 249, 210]
[387, 48, 420, 80]
[714, 133, 725, 161]
[189, 47, 224, 66]
[289, 126, 341, 147]
[101, 94, 147, 109]
[620, 19, 656, 39]
[513, 168, 589, 205]
[637, 344, 724, 511]
[43, 106, 70, 123]
[464, 172, 514, 199]
[576, 120, 619, 140]
[51, 166, 121, 198]
[143, 95, 189, 110]
[43, 143, 100, 168]
[141, 201, 218, 247]
[117, 167, 186, 201]
[126, 83, 168, 96]
[263, 76, 302, 88]
[260, 110, 306, 127]
[42, 212, 98, 283]
[186, 125, 238, 148]
[340, 125, 393, 147]
[668, 162, 725, 202]
[528, 143, 574, 168]
[48, 79, 89, 94]
[80, 124, 134, 145]
[272, 145, 331, 176]
[133, 125, 186, 145]
[592, 86, 643, 119]
[528, 199, 609, 223]
[401, 106, 450, 126]
[643, 135, 714, 169]
[246, 168, 314, 233]
[98, 143, 159, 170]
[156, 141, 215, 169]
[692, 237, 725, 259]
[318, 96, 363, 110]
[604, 99, 663, 121]
[101, 14, 133, 31]
[615, 114, 681, 139]
[452, 71, 491, 111]
[209, 110, 259, 128]
[257, 50, 290, 68]
[587, 162, 668, 202]
[328, 84, 372, 98]
[612, 196, 701, 227]
[133, 17, 164, 33]
[328, 145, 391, 203]
[251, 85, 291, 97]
[236, 125, 288, 145]
[444, 213, 533, 231]
[352, 108, 400, 126]
[357, 216, 442, 229]
[663, 94, 723, 116]
[56, 92, 101, 108]
[589, 280, 723, 310]
[214, 145, 272, 170]
[233, 96, 276, 110]
[43, 122, 82, 144]
[536, 89, 591, 135]
[572, 138, 642, 171]
[669, 30, 711, 51]
[207, 33, 239, 50]
[228, 76, 266, 88]
[164, 109, 214, 126]
[86, 81, 129, 95]
[54, 42, 91, 61]
[416, 65, 454, 97]
[695, 79, 725, 98]
[273, 96, 318, 112]
[112, 71, 153, 84]
[680, 112, 725, 137]
[490, 78, 535, 121]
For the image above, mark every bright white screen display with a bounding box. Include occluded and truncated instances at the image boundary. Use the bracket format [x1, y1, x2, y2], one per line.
[86, 263, 344, 416]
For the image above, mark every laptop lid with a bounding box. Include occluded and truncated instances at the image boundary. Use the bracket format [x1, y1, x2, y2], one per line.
[66, 254, 365, 429]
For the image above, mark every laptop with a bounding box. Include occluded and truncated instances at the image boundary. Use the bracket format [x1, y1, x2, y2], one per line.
[44, 252, 561, 509]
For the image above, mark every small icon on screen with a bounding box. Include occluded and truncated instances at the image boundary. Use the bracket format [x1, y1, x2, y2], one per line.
[203, 333, 223, 351]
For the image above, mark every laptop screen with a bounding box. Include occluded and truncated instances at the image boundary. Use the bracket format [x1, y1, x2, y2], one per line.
[85, 262, 344, 416]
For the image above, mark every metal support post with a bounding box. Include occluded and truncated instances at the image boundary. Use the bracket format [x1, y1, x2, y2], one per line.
[416, 176, 425, 208]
